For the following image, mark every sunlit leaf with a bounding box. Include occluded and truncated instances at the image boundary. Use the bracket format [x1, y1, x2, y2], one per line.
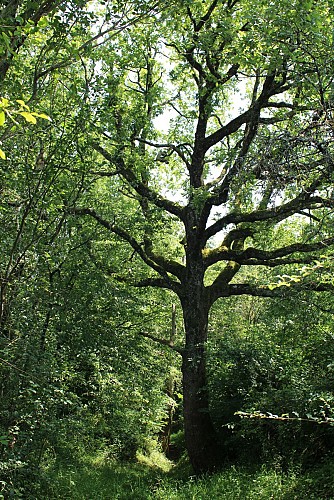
[16, 99, 30, 110]
[19, 111, 37, 124]
[0, 97, 9, 107]
[36, 112, 52, 121]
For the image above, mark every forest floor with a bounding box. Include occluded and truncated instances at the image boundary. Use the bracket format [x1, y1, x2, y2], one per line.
[35, 450, 334, 499]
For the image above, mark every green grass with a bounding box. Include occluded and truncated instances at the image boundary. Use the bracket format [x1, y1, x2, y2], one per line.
[32, 453, 334, 500]
[38, 462, 160, 499]
[153, 461, 334, 500]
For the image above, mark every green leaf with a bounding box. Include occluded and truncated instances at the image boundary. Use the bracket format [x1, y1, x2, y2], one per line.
[0, 435, 9, 446]
[0, 111, 5, 126]
[19, 111, 37, 124]
[36, 112, 52, 121]
[16, 99, 30, 110]
[0, 148, 6, 159]
[0, 97, 9, 107]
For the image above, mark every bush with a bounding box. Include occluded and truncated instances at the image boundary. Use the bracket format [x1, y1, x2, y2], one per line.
[208, 328, 334, 466]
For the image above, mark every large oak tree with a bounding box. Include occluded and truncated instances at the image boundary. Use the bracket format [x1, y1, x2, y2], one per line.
[3, 0, 334, 474]
[67, 0, 334, 473]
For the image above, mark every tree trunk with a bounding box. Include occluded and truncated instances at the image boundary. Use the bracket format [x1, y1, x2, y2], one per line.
[181, 275, 222, 474]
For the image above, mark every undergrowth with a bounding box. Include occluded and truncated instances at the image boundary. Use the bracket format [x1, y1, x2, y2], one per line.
[23, 450, 334, 500]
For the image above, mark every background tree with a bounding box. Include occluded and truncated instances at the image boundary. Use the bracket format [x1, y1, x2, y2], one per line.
[0, 2, 175, 494]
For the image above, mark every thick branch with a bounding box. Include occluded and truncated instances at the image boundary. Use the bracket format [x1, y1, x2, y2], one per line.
[0, 0, 59, 83]
[209, 106, 261, 206]
[116, 275, 181, 292]
[205, 193, 334, 241]
[137, 331, 183, 354]
[209, 260, 241, 290]
[205, 236, 334, 268]
[231, 254, 324, 268]
[240, 237, 334, 263]
[88, 248, 183, 292]
[228, 281, 334, 298]
[131, 277, 180, 290]
[232, 282, 334, 297]
[143, 239, 186, 282]
[68, 207, 180, 288]
[135, 138, 191, 168]
[204, 72, 289, 152]
[93, 143, 185, 219]
[209, 280, 334, 305]
[203, 228, 253, 267]
[194, 0, 219, 32]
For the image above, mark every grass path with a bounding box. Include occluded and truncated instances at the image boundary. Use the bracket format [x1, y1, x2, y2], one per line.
[35, 453, 334, 499]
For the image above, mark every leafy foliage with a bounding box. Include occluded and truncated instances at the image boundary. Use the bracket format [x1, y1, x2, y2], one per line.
[1, 0, 334, 493]
[208, 292, 334, 466]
